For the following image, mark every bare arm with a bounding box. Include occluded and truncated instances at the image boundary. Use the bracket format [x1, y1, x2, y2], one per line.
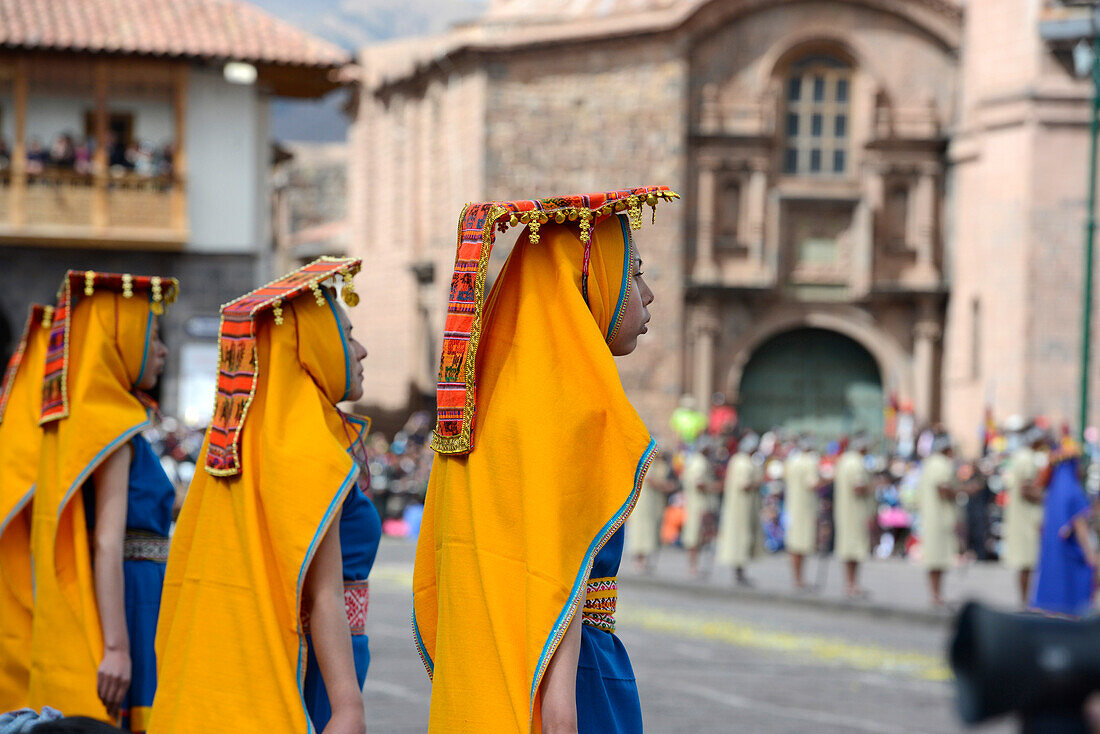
[303, 510, 365, 734]
[540, 608, 582, 734]
[171, 482, 186, 520]
[92, 443, 133, 720]
[1072, 514, 1099, 569]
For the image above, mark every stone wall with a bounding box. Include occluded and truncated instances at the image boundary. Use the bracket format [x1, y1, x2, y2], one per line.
[482, 35, 691, 440]
[944, 0, 1100, 446]
[348, 56, 490, 417]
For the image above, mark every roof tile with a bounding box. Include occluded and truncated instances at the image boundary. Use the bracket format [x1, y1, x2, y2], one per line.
[0, 0, 350, 68]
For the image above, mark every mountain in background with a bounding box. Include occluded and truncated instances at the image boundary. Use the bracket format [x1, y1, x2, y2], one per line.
[256, 0, 487, 141]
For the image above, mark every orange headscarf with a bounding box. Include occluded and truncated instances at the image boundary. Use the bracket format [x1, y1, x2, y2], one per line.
[150, 259, 365, 734]
[28, 273, 177, 718]
[0, 305, 49, 711]
[413, 213, 658, 733]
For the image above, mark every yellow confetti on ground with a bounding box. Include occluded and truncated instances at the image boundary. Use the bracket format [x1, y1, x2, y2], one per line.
[371, 565, 414, 589]
[617, 607, 952, 682]
[371, 563, 951, 681]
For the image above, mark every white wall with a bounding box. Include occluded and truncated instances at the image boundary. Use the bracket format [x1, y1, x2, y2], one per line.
[186, 67, 265, 254]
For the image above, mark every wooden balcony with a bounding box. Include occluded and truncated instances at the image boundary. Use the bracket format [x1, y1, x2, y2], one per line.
[0, 169, 188, 249]
[0, 55, 190, 250]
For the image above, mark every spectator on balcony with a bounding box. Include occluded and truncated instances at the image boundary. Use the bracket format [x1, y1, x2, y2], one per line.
[107, 133, 130, 171]
[49, 133, 77, 169]
[25, 138, 47, 175]
[155, 143, 174, 178]
[74, 138, 92, 175]
[131, 143, 156, 177]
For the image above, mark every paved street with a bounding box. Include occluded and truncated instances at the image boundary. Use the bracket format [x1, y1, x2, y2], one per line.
[362, 539, 1015, 733]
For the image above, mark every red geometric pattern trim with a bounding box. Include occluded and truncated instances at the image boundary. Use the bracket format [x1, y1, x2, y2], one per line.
[430, 186, 678, 455]
[0, 303, 45, 425]
[581, 575, 618, 634]
[205, 256, 361, 477]
[40, 271, 179, 425]
[300, 579, 369, 636]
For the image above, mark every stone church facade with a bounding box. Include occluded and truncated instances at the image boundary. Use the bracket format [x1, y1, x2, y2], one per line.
[348, 0, 1098, 453]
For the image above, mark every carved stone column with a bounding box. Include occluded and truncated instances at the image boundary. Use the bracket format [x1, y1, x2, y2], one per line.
[745, 160, 768, 267]
[693, 161, 719, 282]
[903, 163, 939, 286]
[912, 300, 942, 423]
[692, 301, 721, 409]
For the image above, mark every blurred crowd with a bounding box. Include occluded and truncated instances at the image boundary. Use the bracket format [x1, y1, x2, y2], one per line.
[0, 133, 176, 178]
[625, 395, 1100, 607]
[145, 410, 434, 538]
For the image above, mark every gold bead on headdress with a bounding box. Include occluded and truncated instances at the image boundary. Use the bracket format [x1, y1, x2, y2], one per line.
[151, 276, 164, 315]
[272, 299, 283, 326]
[509, 215, 519, 227]
[84, 270, 95, 297]
[627, 194, 643, 230]
[342, 275, 360, 307]
[122, 274, 133, 298]
[579, 209, 592, 244]
[528, 218, 541, 245]
[310, 281, 326, 307]
[553, 211, 566, 224]
[42, 305, 54, 329]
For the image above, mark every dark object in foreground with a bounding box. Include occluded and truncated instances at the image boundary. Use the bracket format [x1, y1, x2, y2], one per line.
[32, 717, 120, 733]
[951, 601, 1097, 733]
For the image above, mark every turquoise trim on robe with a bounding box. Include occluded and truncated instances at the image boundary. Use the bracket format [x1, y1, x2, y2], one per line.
[83, 434, 174, 732]
[303, 482, 382, 731]
[576, 527, 642, 734]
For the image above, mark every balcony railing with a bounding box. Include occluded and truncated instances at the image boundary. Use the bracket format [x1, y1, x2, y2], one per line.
[0, 168, 187, 248]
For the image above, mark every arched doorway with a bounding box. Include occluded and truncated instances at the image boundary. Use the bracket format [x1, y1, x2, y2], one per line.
[737, 327, 883, 438]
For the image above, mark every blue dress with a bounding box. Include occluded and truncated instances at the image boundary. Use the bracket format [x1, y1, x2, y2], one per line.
[1031, 460, 1094, 616]
[303, 483, 382, 731]
[85, 435, 175, 732]
[576, 527, 643, 733]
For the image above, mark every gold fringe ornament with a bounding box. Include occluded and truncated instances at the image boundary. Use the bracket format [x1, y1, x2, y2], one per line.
[151, 277, 164, 315]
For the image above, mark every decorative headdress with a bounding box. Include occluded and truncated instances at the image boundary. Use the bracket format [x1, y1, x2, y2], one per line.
[40, 271, 179, 424]
[205, 256, 361, 477]
[432, 186, 678, 455]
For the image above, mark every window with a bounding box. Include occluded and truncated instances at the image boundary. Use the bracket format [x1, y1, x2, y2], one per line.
[782, 55, 852, 176]
[884, 182, 909, 251]
[715, 176, 741, 250]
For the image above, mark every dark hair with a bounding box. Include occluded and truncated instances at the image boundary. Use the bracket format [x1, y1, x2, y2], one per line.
[32, 717, 121, 733]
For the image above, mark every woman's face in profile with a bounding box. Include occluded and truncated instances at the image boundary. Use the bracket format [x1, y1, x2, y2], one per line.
[334, 304, 368, 402]
[608, 255, 654, 357]
[136, 320, 168, 391]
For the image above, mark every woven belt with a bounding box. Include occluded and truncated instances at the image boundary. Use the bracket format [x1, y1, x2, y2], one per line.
[301, 579, 369, 636]
[582, 576, 617, 634]
[123, 530, 169, 563]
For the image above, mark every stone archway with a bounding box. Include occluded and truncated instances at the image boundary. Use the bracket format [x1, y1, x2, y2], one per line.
[723, 307, 912, 403]
[736, 327, 883, 438]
